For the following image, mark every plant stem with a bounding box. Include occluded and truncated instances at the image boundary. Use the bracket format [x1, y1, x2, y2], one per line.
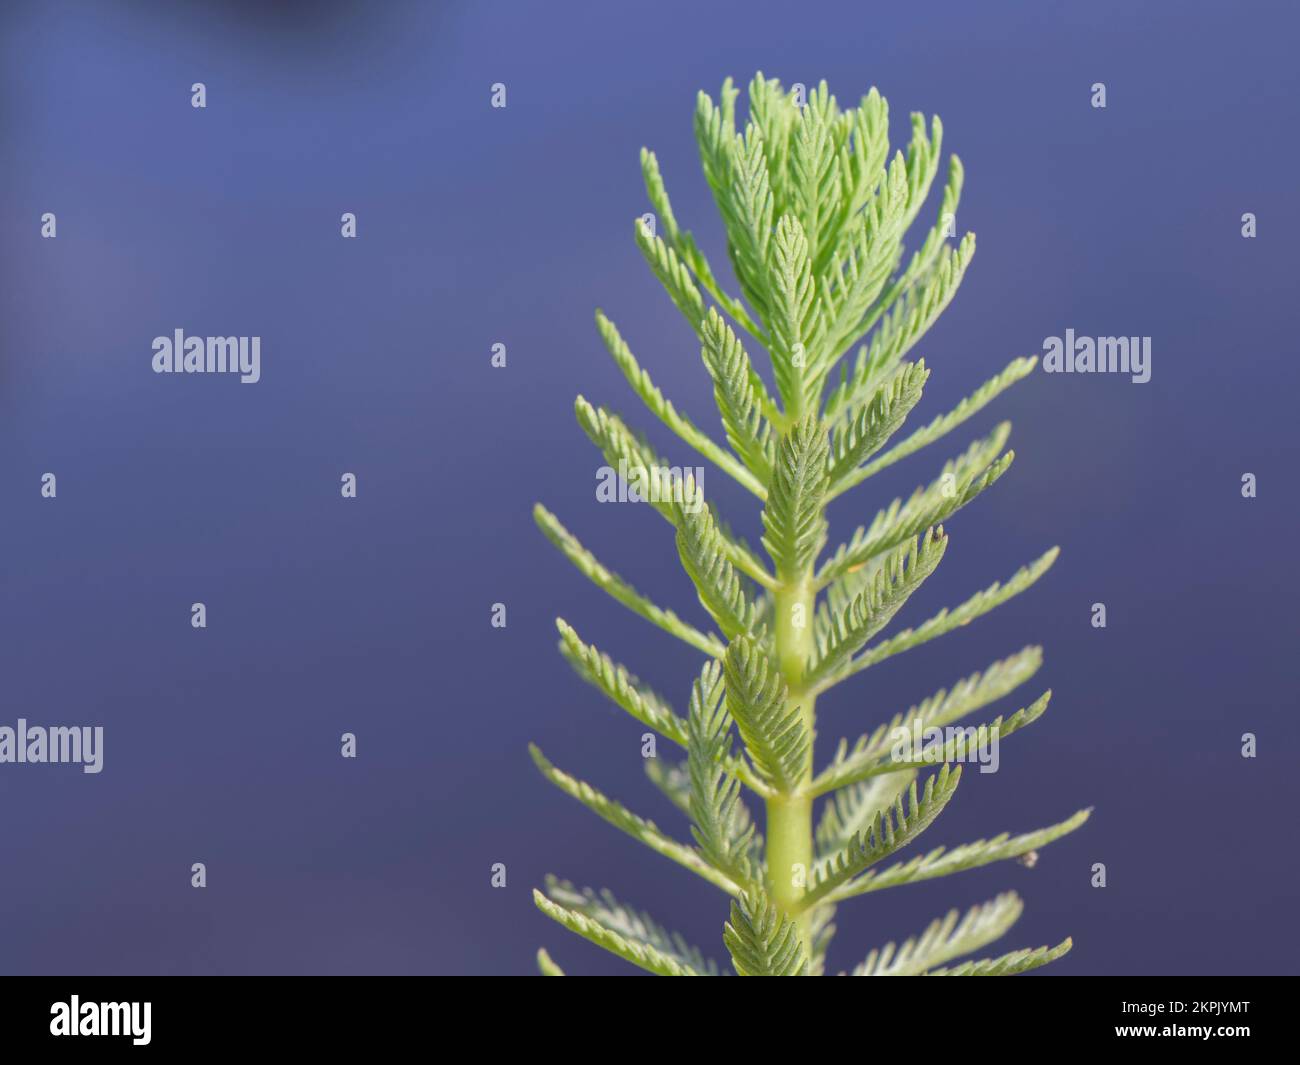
[767, 576, 817, 952]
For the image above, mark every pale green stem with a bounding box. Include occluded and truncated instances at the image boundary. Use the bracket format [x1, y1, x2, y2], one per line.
[766, 576, 817, 953]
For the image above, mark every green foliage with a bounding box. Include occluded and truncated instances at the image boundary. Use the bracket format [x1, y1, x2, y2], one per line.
[532, 74, 1087, 976]
[552, 616, 691, 745]
[761, 416, 830, 580]
[700, 308, 778, 483]
[826, 359, 929, 494]
[533, 887, 706, 976]
[542, 876, 723, 975]
[849, 891, 1024, 975]
[724, 636, 809, 792]
[724, 892, 810, 976]
[529, 743, 743, 895]
[924, 938, 1074, 976]
[815, 770, 915, 858]
[686, 661, 765, 883]
[814, 645, 1043, 797]
[539, 512, 726, 658]
[833, 807, 1093, 900]
[802, 766, 961, 910]
[805, 527, 948, 691]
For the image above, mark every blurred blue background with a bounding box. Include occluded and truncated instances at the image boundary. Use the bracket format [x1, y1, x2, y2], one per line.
[1, 0, 1296, 975]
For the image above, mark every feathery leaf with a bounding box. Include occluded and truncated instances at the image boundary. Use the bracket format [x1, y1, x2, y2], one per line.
[642, 144, 762, 339]
[819, 153, 910, 361]
[534, 888, 704, 976]
[761, 415, 830, 580]
[820, 87, 890, 273]
[723, 636, 810, 791]
[801, 766, 961, 911]
[639, 147, 683, 248]
[596, 311, 765, 498]
[818, 424, 1012, 589]
[767, 215, 824, 412]
[676, 501, 767, 639]
[851, 355, 1036, 486]
[825, 234, 975, 423]
[840, 547, 1060, 681]
[829, 807, 1092, 901]
[538, 507, 725, 657]
[813, 646, 1044, 796]
[858, 691, 1052, 777]
[850, 891, 1024, 976]
[787, 82, 842, 267]
[724, 892, 809, 976]
[807, 528, 948, 692]
[700, 308, 777, 481]
[530, 744, 741, 895]
[544, 877, 722, 975]
[574, 396, 774, 587]
[924, 938, 1072, 976]
[687, 660, 763, 885]
[632, 219, 706, 334]
[815, 770, 915, 859]
[645, 757, 692, 816]
[554, 617, 689, 745]
[825, 359, 929, 495]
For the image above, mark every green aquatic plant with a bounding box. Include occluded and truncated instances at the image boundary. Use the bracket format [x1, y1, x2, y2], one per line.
[530, 74, 1089, 976]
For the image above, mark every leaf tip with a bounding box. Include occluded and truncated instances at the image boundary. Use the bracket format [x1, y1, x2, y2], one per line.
[527, 743, 551, 773]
